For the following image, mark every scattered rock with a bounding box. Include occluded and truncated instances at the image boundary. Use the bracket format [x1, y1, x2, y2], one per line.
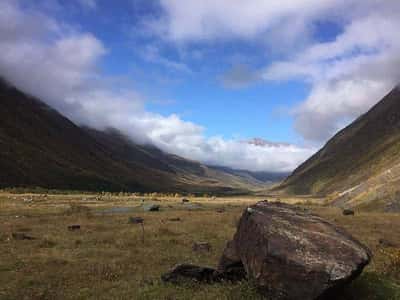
[128, 217, 144, 224]
[161, 263, 245, 284]
[379, 238, 398, 248]
[193, 242, 211, 252]
[213, 240, 247, 282]
[182, 198, 190, 203]
[67, 225, 81, 231]
[161, 264, 216, 283]
[342, 209, 355, 216]
[218, 201, 371, 300]
[143, 204, 160, 212]
[12, 232, 35, 240]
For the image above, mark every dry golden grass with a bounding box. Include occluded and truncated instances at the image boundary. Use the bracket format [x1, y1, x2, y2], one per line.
[0, 193, 399, 299]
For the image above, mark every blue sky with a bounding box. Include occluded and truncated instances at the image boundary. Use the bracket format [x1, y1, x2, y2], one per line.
[29, 0, 320, 142]
[1, 0, 400, 172]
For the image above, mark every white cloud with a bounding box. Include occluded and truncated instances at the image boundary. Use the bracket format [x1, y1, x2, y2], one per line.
[156, 0, 335, 41]
[0, 0, 313, 172]
[155, 1, 400, 142]
[156, 0, 400, 43]
[264, 12, 400, 141]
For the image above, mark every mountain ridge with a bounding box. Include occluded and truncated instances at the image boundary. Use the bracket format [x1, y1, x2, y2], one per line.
[277, 85, 400, 210]
[0, 78, 272, 194]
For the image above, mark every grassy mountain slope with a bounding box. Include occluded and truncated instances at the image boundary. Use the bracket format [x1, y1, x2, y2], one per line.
[0, 79, 265, 193]
[278, 86, 400, 209]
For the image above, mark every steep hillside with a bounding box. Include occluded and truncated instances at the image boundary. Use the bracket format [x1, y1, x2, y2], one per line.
[0, 79, 265, 193]
[278, 86, 400, 210]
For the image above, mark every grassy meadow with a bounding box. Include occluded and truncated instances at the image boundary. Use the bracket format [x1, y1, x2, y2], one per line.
[0, 193, 399, 299]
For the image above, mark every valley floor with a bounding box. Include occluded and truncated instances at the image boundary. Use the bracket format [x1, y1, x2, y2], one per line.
[0, 193, 399, 299]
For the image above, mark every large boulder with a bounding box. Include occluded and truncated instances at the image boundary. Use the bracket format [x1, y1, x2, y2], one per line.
[218, 201, 371, 300]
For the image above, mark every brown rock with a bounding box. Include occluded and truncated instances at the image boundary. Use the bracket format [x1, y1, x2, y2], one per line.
[67, 225, 81, 231]
[161, 264, 216, 283]
[218, 201, 371, 300]
[342, 209, 355, 216]
[12, 232, 35, 240]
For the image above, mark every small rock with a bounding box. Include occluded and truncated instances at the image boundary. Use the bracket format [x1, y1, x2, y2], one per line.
[216, 208, 226, 213]
[161, 264, 216, 283]
[342, 209, 355, 216]
[12, 233, 35, 240]
[67, 225, 81, 231]
[168, 217, 181, 222]
[128, 217, 144, 224]
[143, 204, 160, 212]
[182, 198, 190, 203]
[193, 242, 211, 252]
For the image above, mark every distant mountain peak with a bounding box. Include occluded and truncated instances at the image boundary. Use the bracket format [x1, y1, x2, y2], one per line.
[245, 138, 290, 147]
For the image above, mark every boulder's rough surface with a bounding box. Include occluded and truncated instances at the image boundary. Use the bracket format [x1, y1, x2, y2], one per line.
[218, 201, 371, 300]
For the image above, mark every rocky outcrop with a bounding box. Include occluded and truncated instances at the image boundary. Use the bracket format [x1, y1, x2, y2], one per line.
[218, 201, 371, 299]
[161, 201, 371, 299]
[161, 264, 216, 283]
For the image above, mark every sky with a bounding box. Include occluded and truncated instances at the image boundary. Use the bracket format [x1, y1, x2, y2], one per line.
[1, 0, 400, 172]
